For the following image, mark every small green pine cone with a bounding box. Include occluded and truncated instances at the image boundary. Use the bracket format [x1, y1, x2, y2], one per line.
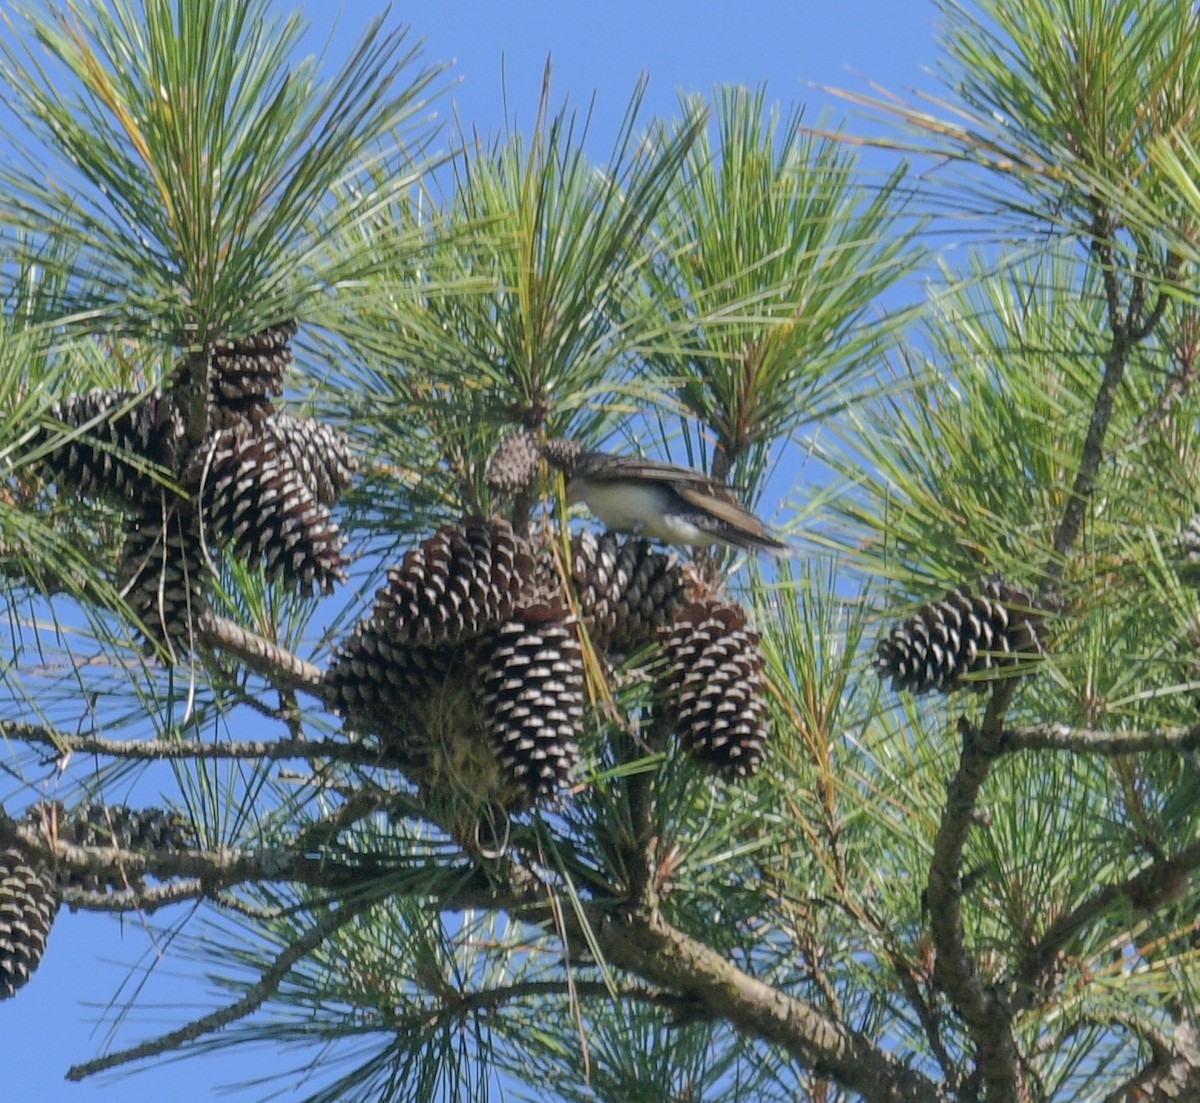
[540, 437, 583, 474]
[486, 430, 542, 494]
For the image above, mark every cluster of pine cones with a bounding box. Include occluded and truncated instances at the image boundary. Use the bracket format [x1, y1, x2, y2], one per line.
[36, 322, 356, 656]
[325, 518, 771, 815]
[1, 803, 192, 999]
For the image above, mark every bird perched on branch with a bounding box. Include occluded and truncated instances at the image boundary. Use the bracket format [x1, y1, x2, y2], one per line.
[547, 448, 787, 554]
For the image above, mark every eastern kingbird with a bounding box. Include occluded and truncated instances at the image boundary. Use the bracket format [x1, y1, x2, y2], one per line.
[555, 451, 786, 553]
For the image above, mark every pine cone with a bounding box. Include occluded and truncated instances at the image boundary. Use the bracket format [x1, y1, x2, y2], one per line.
[486, 430, 542, 494]
[478, 597, 585, 808]
[658, 599, 769, 779]
[371, 521, 532, 647]
[326, 622, 499, 796]
[118, 505, 209, 655]
[209, 320, 297, 420]
[261, 412, 357, 506]
[21, 803, 193, 893]
[326, 623, 468, 724]
[0, 844, 58, 1000]
[874, 578, 1043, 695]
[571, 532, 684, 653]
[39, 389, 184, 505]
[540, 437, 583, 473]
[194, 423, 347, 594]
[60, 804, 192, 853]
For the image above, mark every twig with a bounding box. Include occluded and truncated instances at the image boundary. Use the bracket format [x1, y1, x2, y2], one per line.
[431, 978, 693, 1020]
[66, 894, 375, 1080]
[1043, 266, 1130, 596]
[1010, 840, 1200, 1013]
[998, 722, 1200, 756]
[60, 880, 205, 914]
[890, 954, 958, 1086]
[196, 612, 327, 699]
[0, 811, 502, 909]
[5, 719, 388, 767]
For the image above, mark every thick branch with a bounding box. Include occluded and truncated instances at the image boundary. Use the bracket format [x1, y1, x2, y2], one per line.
[1102, 1018, 1200, 1103]
[594, 910, 946, 1103]
[925, 716, 1020, 1102]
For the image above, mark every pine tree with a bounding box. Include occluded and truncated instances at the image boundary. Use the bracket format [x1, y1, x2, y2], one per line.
[3, 2, 1200, 1102]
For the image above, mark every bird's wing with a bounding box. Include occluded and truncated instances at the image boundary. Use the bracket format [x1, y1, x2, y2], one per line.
[672, 479, 782, 544]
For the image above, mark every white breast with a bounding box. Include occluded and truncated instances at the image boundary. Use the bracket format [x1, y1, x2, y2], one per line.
[576, 480, 712, 545]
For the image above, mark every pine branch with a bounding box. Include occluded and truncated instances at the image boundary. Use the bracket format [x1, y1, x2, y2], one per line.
[66, 893, 377, 1081]
[925, 715, 1021, 1103]
[428, 978, 692, 1019]
[1102, 1018, 1200, 1103]
[915, 202, 1178, 1101]
[1010, 841, 1200, 1013]
[889, 953, 958, 1087]
[998, 722, 1200, 756]
[60, 880, 205, 913]
[0, 810, 503, 909]
[594, 908, 948, 1103]
[7, 719, 387, 767]
[197, 611, 327, 698]
[1042, 207, 1134, 601]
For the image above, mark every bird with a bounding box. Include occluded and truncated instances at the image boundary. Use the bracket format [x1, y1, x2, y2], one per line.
[553, 450, 787, 553]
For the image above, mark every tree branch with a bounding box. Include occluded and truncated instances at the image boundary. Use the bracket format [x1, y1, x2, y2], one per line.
[1010, 840, 1200, 1012]
[60, 880, 205, 914]
[925, 714, 1021, 1103]
[593, 910, 947, 1103]
[998, 721, 1200, 756]
[67, 893, 375, 1081]
[917, 209, 1177, 1102]
[431, 977, 694, 1021]
[0, 811, 508, 912]
[196, 612, 327, 699]
[1102, 1017, 1200, 1103]
[5, 718, 390, 768]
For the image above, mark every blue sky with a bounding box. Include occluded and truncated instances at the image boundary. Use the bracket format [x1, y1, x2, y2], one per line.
[0, 1, 943, 1100]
